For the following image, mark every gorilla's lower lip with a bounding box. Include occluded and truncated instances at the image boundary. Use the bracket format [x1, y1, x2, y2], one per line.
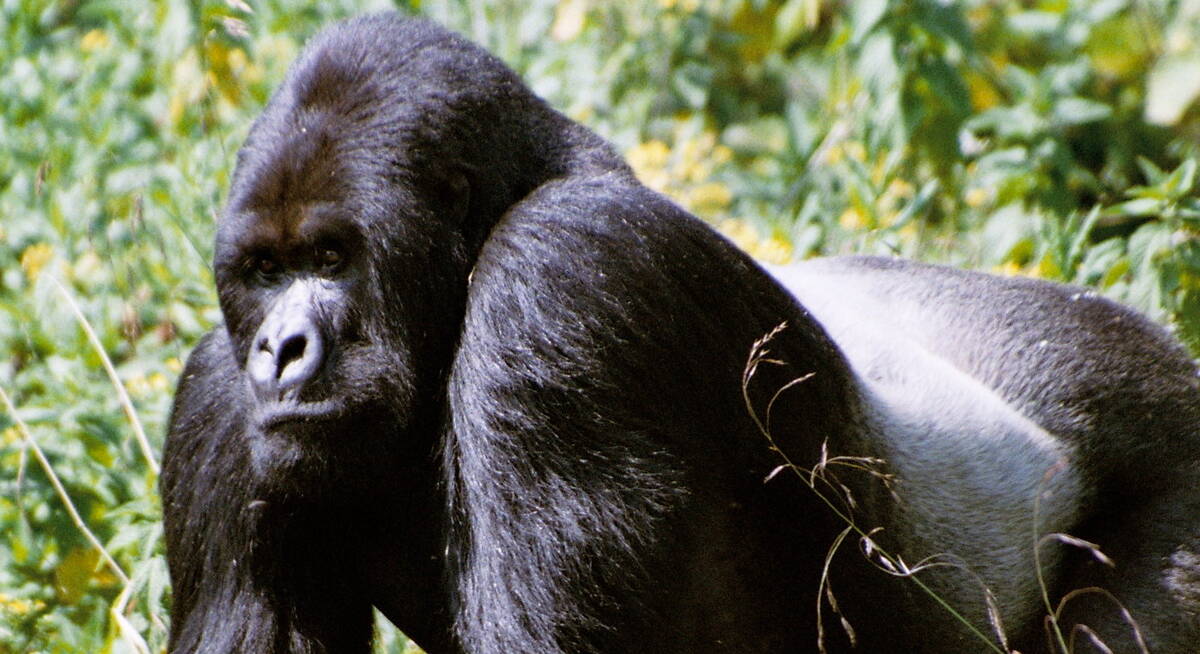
[256, 400, 341, 430]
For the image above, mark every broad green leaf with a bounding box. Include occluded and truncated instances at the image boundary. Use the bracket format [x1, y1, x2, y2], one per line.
[1136, 156, 1167, 186]
[1128, 221, 1173, 270]
[671, 62, 712, 111]
[54, 547, 100, 604]
[1008, 11, 1061, 36]
[1051, 97, 1111, 127]
[891, 179, 939, 229]
[1162, 159, 1197, 198]
[774, 0, 819, 45]
[850, 0, 888, 44]
[982, 204, 1039, 265]
[1076, 237, 1126, 287]
[1146, 55, 1200, 126]
[915, 0, 974, 51]
[1103, 197, 1162, 218]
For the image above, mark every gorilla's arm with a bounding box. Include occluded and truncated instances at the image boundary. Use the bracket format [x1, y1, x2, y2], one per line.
[445, 173, 871, 654]
[162, 329, 376, 653]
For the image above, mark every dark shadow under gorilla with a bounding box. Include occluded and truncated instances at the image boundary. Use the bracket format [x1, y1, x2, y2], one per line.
[161, 13, 1200, 654]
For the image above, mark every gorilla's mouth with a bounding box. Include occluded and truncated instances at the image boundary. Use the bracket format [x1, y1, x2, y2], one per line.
[255, 399, 343, 431]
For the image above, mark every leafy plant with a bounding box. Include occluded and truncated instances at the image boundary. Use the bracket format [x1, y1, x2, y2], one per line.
[2, 0, 1198, 651]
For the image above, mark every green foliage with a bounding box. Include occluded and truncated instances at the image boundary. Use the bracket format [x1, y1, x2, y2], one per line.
[1, 0, 1198, 651]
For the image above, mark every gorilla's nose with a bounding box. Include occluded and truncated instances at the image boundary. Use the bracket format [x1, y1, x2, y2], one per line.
[247, 292, 326, 402]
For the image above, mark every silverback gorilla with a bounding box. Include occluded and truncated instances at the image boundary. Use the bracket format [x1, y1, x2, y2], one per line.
[161, 13, 1200, 654]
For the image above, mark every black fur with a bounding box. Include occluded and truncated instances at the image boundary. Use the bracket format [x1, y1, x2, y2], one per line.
[162, 13, 1200, 654]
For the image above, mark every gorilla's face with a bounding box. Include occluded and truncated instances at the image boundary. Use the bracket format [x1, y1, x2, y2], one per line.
[199, 28, 529, 500]
[214, 200, 385, 429]
[210, 116, 472, 492]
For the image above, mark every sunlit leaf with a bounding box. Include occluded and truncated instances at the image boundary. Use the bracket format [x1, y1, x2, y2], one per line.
[1051, 97, 1111, 127]
[55, 547, 100, 604]
[850, 0, 888, 44]
[1136, 156, 1168, 186]
[1162, 159, 1197, 198]
[1104, 198, 1162, 218]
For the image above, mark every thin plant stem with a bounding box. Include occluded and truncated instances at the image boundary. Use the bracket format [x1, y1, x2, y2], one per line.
[742, 325, 1005, 654]
[51, 276, 160, 476]
[0, 384, 130, 585]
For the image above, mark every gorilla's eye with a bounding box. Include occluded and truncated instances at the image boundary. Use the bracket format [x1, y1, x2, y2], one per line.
[319, 247, 343, 272]
[253, 255, 279, 279]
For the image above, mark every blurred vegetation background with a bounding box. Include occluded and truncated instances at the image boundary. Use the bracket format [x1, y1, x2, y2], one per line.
[2, 0, 1199, 651]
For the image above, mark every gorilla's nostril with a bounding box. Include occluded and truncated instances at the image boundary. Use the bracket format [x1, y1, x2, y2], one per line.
[273, 326, 324, 395]
[276, 334, 308, 379]
[258, 336, 274, 354]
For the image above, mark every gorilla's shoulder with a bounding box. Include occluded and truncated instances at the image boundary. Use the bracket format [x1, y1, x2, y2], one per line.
[168, 328, 245, 441]
[481, 172, 718, 263]
[178, 327, 237, 378]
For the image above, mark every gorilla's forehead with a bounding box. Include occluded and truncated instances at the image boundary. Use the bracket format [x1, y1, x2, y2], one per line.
[235, 113, 348, 211]
[222, 201, 350, 253]
[220, 107, 375, 248]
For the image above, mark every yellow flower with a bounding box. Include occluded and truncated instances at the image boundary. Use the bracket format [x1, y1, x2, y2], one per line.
[258, 35, 298, 63]
[640, 169, 671, 194]
[839, 207, 865, 230]
[626, 140, 671, 175]
[71, 250, 102, 282]
[55, 548, 100, 604]
[166, 357, 184, 373]
[20, 243, 54, 282]
[753, 236, 793, 265]
[718, 219, 760, 252]
[680, 160, 712, 184]
[885, 178, 915, 200]
[126, 370, 171, 398]
[871, 154, 889, 186]
[569, 104, 595, 123]
[687, 182, 732, 214]
[1, 596, 35, 615]
[1034, 256, 1059, 279]
[150, 372, 170, 392]
[551, 0, 587, 42]
[993, 261, 1023, 277]
[844, 141, 867, 162]
[877, 178, 915, 215]
[966, 70, 1002, 111]
[224, 46, 264, 86]
[126, 373, 149, 398]
[679, 132, 715, 164]
[965, 187, 989, 208]
[823, 144, 844, 166]
[167, 50, 206, 127]
[80, 29, 110, 53]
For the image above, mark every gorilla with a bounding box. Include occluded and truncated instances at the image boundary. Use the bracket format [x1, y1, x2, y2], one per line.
[161, 13, 1200, 654]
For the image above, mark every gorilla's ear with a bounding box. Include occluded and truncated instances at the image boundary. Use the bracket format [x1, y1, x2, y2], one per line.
[436, 165, 472, 226]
